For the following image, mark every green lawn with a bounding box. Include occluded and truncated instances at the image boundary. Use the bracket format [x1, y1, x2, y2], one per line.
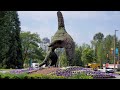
[0, 69, 11, 71]
[115, 72, 120, 74]
[0, 69, 16, 71]
[0, 68, 28, 71]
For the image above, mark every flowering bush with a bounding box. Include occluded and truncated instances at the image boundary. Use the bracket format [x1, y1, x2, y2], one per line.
[68, 73, 93, 79]
[27, 74, 66, 79]
[50, 66, 117, 79]
[0, 66, 118, 79]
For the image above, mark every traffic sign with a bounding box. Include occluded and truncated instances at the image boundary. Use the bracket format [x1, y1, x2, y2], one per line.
[116, 48, 119, 55]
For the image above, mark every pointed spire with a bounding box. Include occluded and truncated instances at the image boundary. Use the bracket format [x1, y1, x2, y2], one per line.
[57, 11, 65, 29]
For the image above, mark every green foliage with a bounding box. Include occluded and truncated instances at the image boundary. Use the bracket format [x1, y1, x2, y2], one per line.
[0, 11, 23, 69]
[68, 73, 93, 79]
[51, 27, 73, 42]
[0, 73, 66, 79]
[0, 11, 10, 68]
[97, 42, 104, 67]
[101, 35, 114, 64]
[91, 32, 120, 68]
[1, 11, 120, 69]
[0, 73, 28, 79]
[59, 50, 68, 67]
[81, 44, 95, 66]
[0, 72, 93, 79]
[20, 31, 45, 67]
[56, 45, 83, 67]
[91, 32, 105, 68]
[73, 45, 83, 66]
[91, 32, 120, 67]
[93, 32, 104, 42]
[27, 74, 66, 79]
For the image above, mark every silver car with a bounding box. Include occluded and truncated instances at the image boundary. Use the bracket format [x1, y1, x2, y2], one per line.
[106, 68, 114, 73]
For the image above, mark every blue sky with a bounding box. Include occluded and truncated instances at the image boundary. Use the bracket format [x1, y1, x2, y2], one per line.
[18, 11, 120, 45]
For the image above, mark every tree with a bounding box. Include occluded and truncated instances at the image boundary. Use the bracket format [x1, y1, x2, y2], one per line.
[91, 32, 104, 68]
[5, 11, 23, 69]
[103, 35, 114, 64]
[55, 48, 64, 67]
[20, 31, 45, 67]
[0, 11, 9, 68]
[93, 32, 104, 42]
[59, 49, 68, 67]
[97, 42, 104, 67]
[73, 45, 83, 66]
[93, 32, 104, 56]
[0, 11, 23, 69]
[56, 44, 83, 67]
[81, 44, 95, 66]
[14, 12, 23, 68]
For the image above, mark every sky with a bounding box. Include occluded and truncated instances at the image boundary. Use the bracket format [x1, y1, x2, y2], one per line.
[18, 11, 120, 45]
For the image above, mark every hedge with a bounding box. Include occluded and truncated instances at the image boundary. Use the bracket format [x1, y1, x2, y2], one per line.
[0, 72, 93, 79]
[0, 73, 66, 79]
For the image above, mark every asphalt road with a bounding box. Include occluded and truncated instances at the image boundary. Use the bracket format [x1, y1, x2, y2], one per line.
[114, 75, 120, 79]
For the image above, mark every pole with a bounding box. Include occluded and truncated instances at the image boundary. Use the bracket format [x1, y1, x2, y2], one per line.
[114, 30, 116, 71]
[114, 30, 118, 72]
[118, 51, 119, 64]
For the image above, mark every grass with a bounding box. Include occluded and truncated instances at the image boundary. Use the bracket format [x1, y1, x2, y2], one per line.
[0, 68, 29, 71]
[0, 69, 14, 71]
[115, 72, 120, 75]
[0, 72, 66, 79]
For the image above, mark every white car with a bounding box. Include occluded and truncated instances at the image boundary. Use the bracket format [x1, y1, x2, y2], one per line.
[106, 68, 114, 73]
[32, 63, 39, 69]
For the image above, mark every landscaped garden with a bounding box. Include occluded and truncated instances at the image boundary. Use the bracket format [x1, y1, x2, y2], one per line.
[1, 11, 120, 79]
[0, 66, 118, 79]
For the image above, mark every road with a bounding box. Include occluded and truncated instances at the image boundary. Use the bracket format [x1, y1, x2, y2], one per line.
[105, 74, 120, 79]
[114, 75, 120, 79]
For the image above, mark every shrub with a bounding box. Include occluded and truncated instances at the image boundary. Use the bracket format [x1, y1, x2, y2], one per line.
[0, 72, 28, 79]
[0, 72, 93, 79]
[68, 73, 93, 79]
[0, 73, 66, 79]
[27, 74, 66, 79]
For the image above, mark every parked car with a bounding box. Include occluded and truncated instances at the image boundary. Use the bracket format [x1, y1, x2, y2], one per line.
[106, 68, 114, 73]
[32, 63, 39, 69]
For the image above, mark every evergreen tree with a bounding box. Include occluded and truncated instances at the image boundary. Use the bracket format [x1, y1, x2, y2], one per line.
[14, 11, 23, 68]
[74, 45, 82, 66]
[0, 11, 11, 68]
[0, 11, 23, 69]
[6, 11, 23, 69]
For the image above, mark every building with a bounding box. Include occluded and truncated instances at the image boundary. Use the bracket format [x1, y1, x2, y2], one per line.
[40, 37, 50, 52]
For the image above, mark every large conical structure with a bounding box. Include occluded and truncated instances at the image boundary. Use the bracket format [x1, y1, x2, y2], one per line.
[39, 11, 75, 67]
[50, 11, 73, 45]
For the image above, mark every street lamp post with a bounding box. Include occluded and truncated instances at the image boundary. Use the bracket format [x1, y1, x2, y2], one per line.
[114, 30, 119, 72]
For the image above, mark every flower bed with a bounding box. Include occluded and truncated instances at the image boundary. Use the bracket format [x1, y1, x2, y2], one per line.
[9, 68, 40, 74]
[1, 66, 118, 79]
[49, 66, 117, 79]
